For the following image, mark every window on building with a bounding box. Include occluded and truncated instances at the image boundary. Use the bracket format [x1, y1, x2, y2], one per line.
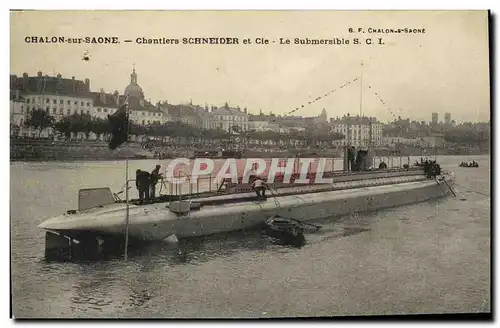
[74, 101, 78, 105]
[147, 120, 150, 124]
[60, 108, 64, 114]
[27, 99, 30, 104]
[81, 102, 84, 106]
[86, 102, 90, 107]
[80, 110, 84, 114]
[46, 107, 49, 112]
[103, 108, 108, 113]
[67, 109, 71, 115]
[68, 100, 71, 105]
[53, 99, 57, 104]
[142, 120, 145, 125]
[60, 100, 63, 104]
[52, 108, 56, 114]
[142, 112, 145, 116]
[97, 108, 102, 112]
[87, 110, 90, 115]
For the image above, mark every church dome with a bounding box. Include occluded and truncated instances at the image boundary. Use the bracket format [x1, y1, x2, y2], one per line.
[124, 83, 143, 98]
[124, 67, 144, 99]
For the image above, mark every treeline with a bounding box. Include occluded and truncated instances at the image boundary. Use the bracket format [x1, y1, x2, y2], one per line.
[15, 109, 345, 146]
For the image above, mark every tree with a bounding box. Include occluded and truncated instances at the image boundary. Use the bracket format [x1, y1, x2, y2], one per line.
[92, 117, 111, 141]
[62, 113, 94, 139]
[129, 122, 146, 138]
[54, 117, 72, 140]
[25, 109, 55, 137]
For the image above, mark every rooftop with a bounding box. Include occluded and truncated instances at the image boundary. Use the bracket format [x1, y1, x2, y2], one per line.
[10, 73, 92, 98]
[330, 115, 380, 125]
[91, 91, 127, 109]
[160, 103, 203, 118]
[212, 104, 247, 116]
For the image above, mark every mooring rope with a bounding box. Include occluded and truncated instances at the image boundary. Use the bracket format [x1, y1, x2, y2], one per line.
[453, 183, 491, 197]
[267, 185, 280, 207]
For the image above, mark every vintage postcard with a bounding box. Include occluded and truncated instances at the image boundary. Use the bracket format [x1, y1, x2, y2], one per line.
[9, 10, 491, 319]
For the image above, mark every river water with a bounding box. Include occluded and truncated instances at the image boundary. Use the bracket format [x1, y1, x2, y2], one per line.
[10, 155, 491, 318]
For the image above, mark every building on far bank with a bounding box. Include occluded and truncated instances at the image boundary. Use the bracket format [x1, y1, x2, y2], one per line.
[91, 89, 127, 120]
[248, 120, 280, 132]
[330, 114, 383, 147]
[10, 90, 26, 136]
[10, 71, 95, 137]
[212, 103, 249, 132]
[382, 136, 420, 148]
[444, 112, 451, 125]
[159, 102, 204, 128]
[420, 134, 445, 148]
[432, 112, 438, 125]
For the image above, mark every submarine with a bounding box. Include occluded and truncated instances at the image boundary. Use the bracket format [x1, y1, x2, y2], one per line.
[38, 155, 456, 259]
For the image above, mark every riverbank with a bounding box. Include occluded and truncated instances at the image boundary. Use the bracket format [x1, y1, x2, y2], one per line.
[9, 138, 489, 162]
[10, 139, 153, 161]
[9, 139, 344, 161]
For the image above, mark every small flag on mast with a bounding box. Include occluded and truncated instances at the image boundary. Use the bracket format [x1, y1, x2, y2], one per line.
[108, 95, 130, 150]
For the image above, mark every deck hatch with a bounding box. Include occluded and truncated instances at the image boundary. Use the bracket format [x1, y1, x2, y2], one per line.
[78, 187, 116, 211]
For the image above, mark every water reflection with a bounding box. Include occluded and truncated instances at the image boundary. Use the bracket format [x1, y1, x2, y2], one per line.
[45, 212, 373, 268]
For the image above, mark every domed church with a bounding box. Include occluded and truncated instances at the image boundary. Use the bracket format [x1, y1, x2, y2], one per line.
[124, 66, 145, 106]
[123, 65, 164, 125]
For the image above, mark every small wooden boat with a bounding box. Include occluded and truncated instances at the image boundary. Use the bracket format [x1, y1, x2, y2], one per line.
[264, 215, 321, 244]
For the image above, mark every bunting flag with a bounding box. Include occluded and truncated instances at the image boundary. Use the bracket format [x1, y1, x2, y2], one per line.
[284, 77, 359, 116]
[365, 79, 427, 151]
[107, 96, 130, 150]
[365, 79, 398, 121]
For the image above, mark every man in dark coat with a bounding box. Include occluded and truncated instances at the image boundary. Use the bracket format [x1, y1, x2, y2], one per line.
[150, 164, 163, 200]
[136, 169, 151, 204]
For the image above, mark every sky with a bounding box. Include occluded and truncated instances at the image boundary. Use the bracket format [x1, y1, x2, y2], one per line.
[10, 10, 491, 123]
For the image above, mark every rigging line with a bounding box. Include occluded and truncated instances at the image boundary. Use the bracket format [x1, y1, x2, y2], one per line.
[363, 77, 399, 120]
[284, 76, 359, 117]
[363, 78, 420, 148]
[453, 183, 490, 197]
[124, 96, 131, 261]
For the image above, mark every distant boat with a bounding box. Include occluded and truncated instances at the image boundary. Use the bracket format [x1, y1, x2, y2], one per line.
[459, 162, 479, 168]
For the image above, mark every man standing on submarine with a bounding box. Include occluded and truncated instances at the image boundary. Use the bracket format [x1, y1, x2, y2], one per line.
[136, 169, 151, 204]
[150, 164, 163, 200]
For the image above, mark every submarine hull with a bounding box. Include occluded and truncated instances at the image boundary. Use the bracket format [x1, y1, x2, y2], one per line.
[39, 173, 455, 246]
